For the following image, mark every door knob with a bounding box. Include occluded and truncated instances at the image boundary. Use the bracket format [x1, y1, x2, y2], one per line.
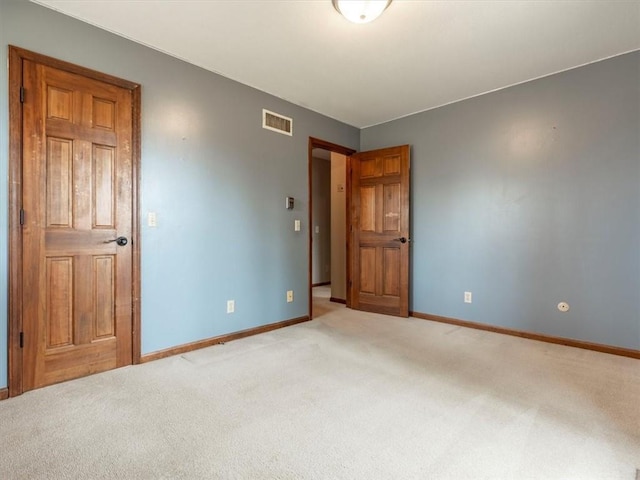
[104, 236, 128, 246]
[393, 237, 408, 244]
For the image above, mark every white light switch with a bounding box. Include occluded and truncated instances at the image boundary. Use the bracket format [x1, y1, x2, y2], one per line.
[148, 212, 157, 227]
[294, 220, 301, 232]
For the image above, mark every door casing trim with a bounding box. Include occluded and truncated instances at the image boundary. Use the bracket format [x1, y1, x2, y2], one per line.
[7, 45, 142, 397]
[307, 137, 356, 319]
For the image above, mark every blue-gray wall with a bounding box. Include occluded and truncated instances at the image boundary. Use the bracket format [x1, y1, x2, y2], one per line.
[362, 51, 640, 350]
[0, 0, 359, 388]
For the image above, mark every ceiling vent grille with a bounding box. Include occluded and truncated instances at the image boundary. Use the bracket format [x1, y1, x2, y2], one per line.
[263, 109, 293, 136]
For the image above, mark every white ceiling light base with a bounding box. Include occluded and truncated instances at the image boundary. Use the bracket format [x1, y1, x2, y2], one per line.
[332, 0, 392, 24]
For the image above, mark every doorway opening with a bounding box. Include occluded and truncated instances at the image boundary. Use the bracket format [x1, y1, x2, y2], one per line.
[308, 138, 355, 320]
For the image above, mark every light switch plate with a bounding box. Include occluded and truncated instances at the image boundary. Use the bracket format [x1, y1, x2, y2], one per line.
[294, 220, 301, 232]
[148, 212, 157, 227]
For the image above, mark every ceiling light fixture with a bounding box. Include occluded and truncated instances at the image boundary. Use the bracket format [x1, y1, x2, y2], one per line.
[332, 0, 392, 24]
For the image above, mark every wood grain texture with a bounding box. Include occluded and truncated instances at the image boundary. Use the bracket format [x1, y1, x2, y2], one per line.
[9, 46, 139, 89]
[350, 145, 410, 317]
[93, 144, 115, 227]
[360, 186, 376, 232]
[140, 316, 311, 364]
[46, 137, 73, 227]
[94, 256, 115, 339]
[0, 388, 8, 401]
[8, 46, 141, 396]
[130, 84, 142, 365]
[411, 311, 640, 360]
[383, 183, 400, 232]
[92, 97, 115, 130]
[47, 85, 73, 120]
[26, 58, 130, 388]
[8, 46, 25, 396]
[345, 154, 352, 309]
[359, 247, 376, 294]
[46, 257, 74, 348]
[383, 247, 400, 296]
[307, 137, 356, 320]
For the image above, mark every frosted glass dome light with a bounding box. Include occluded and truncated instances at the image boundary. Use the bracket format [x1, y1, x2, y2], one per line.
[332, 0, 392, 24]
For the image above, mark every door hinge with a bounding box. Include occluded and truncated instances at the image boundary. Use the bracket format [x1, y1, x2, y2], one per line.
[19, 332, 24, 348]
[20, 209, 25, 225]
[20, 86, 25, 103]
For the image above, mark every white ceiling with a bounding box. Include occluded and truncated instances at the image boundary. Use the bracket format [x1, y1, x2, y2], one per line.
[33, 0, 640, 128]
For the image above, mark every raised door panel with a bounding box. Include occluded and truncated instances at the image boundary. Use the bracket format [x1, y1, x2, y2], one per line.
[359, 247, 376, 294]
[46, 257, 74, 349]
[94, 255, 115, 339]
[360, 157, 382, 178]
[383, 154, 401, 176]
[383, 248, 400, 297]
[383, 183, 400, 233]
[92, 98, 115, 130]
[47, 86, 73, 121]
[46, 137, 73, 228]
[93, 145, 115, 228]
[360, 186, 376, 232]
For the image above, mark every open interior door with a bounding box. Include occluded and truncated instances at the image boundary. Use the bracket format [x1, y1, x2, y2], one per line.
[350, 145, 410, 317]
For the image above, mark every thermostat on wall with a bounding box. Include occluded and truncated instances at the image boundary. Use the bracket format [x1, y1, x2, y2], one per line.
[286, 196, 294, 210]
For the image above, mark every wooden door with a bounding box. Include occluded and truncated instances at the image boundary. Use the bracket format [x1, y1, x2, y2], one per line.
[350, 145, 410, 317]
[20, 57, 135, 390]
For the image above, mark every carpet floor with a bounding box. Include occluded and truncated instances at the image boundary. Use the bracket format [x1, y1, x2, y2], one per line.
[1, 287, 638, 479]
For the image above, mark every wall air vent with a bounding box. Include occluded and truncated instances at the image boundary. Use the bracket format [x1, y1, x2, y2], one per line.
[263, 109, 293, 136]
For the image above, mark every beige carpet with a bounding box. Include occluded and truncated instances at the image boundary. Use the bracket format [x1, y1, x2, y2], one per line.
[1, 287, 638, 479]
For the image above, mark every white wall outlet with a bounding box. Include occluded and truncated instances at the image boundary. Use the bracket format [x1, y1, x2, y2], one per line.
[294, 220, 301, 232]
[287, 290, 294, 303]
[557, 302, 570, 312]
[464, 291, 472, 303]
[148, 212, 157, 227]
[226, 300, 235, 314]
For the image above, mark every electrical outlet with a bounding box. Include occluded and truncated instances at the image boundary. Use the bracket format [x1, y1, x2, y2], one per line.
[464, 291, 472, 303]
[226, 300, 235, 314]
[294, 220, 301, 232]
[148, 212, 157, 227]
[287, 290, 294, 303]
